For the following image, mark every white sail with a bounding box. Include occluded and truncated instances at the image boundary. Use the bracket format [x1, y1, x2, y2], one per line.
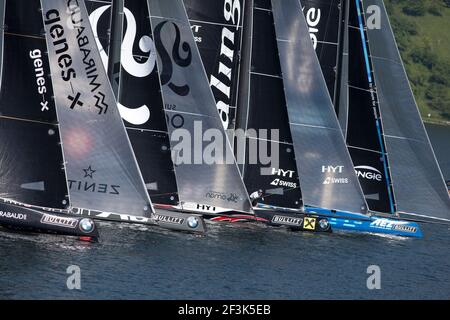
[41, 0, 154, 217]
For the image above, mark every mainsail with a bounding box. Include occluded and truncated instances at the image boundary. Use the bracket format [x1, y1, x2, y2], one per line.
[271, 0, 368, 214]
[0, 0, 68, 209]
[331, 0, 395, 214]
[184, 0, 245, 140]
[236, 0, 304, 210]
[41, 0, 154, 217]
[147, 0, 253, 214]
[361, 0, 450, 221]
[87, 0, 180, 206]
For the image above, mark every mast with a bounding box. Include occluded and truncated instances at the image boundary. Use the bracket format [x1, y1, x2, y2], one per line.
[271, 0, 368, 214]
[334, 0, 350, 136]
[107, 0, 124, 97]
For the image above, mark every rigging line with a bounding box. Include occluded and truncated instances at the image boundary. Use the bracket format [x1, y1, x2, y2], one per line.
[355, 0, 395, 214]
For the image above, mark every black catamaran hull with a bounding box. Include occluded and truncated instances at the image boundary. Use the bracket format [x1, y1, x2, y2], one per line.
[72, 207, 206, 233]
[0, 202, 98, 241]
[155, 203, 331, 232]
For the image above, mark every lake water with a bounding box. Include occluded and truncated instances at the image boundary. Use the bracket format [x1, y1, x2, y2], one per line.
[0, 124, 449, 300]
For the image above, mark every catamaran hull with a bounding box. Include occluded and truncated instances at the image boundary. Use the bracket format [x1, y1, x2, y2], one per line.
[0, 202, 98, 241]
[155, 204, 331, 232]
[306, 208, 423, 238]
[254, 209, 332, 233]
[71, 208, 206, 233]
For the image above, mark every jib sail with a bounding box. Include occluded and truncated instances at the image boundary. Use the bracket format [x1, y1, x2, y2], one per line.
[147, 0, 253, 213]
[42, 0, 154, 217]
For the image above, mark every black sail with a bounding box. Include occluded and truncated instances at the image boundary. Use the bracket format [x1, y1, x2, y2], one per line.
[87, 0, 180, 205]
[0, 0, 69, 209]
[184, 0, 244, 139]
[236, 0, 303, 210]
[339, 0, 395, 214]
[300, 0, 342, 102]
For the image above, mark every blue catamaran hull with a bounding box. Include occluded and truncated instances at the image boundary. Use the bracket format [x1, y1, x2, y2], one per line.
[306, 207, 423, 238]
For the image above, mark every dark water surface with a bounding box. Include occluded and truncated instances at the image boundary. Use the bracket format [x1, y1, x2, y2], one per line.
[0, 125, 449, 300]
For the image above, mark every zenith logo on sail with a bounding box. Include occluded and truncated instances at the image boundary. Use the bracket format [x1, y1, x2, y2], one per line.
[68, 167, 120, 196]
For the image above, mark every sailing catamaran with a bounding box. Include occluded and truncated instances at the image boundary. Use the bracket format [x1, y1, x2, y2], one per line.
[86, 0, 271, 226]
[0, 0, 98, 240]
[304, 0, 450, 235]
[40, 0, 205, 233]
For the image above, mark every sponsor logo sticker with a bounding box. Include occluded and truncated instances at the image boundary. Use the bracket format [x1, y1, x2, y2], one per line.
[272, 215, 303, 227]
[154, 214, 184, 225]
[304, 217, 317, 230]
[40, 214, 78, 229]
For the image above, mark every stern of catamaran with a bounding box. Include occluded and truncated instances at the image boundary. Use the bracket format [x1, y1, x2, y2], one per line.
[305, 207, 423, 238]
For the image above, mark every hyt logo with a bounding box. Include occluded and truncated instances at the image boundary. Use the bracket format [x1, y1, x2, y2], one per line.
[191, 25, 202, 33]
[66, 265, 81, 290]
[322, 165, 344, 174]
[366, 265, 381, 290]
[271, 168, 295, 178]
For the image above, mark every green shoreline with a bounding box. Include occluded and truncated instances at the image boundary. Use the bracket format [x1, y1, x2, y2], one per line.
[423, 119, 450, 126]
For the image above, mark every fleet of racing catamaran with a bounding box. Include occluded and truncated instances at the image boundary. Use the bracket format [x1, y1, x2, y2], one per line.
[0, 0, 449, 240]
